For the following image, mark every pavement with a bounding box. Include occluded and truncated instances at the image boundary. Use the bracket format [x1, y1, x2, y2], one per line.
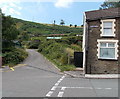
[64, 70, 120, 79]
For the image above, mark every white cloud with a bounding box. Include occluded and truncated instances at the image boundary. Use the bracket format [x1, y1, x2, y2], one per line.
[0, 2, 22, 16]
[9, 8, 21, 15]
[54, 0, 74, 8]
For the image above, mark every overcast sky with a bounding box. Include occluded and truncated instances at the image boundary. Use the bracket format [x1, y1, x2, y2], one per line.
[0, 0, 104, 26]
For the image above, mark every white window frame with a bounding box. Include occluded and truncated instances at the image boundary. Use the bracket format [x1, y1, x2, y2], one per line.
[100, 19, 116, 37]
[97, 39, 118, 60]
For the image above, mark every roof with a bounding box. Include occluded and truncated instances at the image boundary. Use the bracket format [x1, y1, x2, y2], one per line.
[85, 7, 120, 21]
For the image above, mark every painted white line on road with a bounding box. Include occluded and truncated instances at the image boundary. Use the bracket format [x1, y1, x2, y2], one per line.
[96, 87, 112, 90]
[59, 78, 63, 81]
[61, 87, 66, 91]
[57, 86, 93, 90]
[51, 86, 57, 91]
[58, 92, 64, 97]
[46, 74, 66, 97]
[57, 80, 62, 83]
[55, 83, 59, 86]
[61, 75, 66, 79]
[96, 88, 102, 90]
[64, 87, 93, 89]
[105, 88, 112, 90]
[46, 91, 53, 97]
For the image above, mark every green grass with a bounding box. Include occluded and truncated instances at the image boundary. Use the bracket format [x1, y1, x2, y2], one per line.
[13, 18, 83, 36]
[37, 39, 77, 72]
[41, 52, 75, 72]
[12, 17, 83, 71]
[27, 35, 82, 71]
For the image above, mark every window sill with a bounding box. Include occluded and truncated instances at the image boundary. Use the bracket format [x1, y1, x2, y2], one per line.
[98, 57, 118, 61]
[100, 35, 115, 37]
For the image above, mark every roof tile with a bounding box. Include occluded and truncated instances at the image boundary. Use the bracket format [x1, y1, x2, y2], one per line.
[85, 7, 120, 21]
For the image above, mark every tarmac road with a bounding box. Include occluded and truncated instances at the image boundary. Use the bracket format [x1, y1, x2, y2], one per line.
[2, 49, 119, 98]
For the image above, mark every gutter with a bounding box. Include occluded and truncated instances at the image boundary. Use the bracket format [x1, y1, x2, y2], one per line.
[86, 16, 120, 22]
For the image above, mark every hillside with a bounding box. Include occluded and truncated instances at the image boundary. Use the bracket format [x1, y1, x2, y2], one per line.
[13, 18, 83, 36]
[11, 18, 83, 71]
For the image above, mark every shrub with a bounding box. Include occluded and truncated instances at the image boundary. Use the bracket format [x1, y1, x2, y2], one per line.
[59, 54, 68, 65]
[27, 40, 40, 49]
[3, 48, 28, 66]
[37, 38, 77, 71]
[59, 65, 75, 72]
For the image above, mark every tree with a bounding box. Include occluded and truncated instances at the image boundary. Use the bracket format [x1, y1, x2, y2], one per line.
[81, 25, 83, 27]
[18, 31, 30, 42]
[70, 24, 72, 27]
[2, 12, 19, 51]
[60, 19, 65, 26]
[0, 8, 2, 15]
[53, 20, 56, 26]
[100, 0, 120, 9]
[74, 24, 77, 28]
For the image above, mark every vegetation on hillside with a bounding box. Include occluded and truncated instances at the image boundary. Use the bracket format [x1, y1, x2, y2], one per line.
[1, 11, 83, 70]
[37, 39, 76, 71]
[12, 17, 83, 71]
[13, 18, 83, 37]
[29, 36, 82, 71]
[1, 11, 28, 67]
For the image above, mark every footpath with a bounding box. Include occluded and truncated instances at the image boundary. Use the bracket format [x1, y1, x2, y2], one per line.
[64, 68, 120, 79]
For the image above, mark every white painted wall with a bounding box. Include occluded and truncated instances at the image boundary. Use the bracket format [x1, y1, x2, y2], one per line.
[82, 13, 87, 74]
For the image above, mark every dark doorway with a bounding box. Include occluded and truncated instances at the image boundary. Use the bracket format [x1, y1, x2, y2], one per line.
[74, 52, 83, 68]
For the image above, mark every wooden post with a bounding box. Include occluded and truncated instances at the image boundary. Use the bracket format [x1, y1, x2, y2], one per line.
[68, 54, 70, 64]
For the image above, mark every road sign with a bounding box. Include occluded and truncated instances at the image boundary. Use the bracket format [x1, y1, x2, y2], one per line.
[47, 37, 62, 39]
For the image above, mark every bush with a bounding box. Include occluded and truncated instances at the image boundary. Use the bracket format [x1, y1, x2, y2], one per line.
[3, 48, 28, 66]
[38, 40, 76, 71]
[27, 40, 40, 49]
[59, 54, 68, 65]
[59, 65, 75, 72]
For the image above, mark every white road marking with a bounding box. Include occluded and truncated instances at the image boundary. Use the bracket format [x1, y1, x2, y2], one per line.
[96, 88, 102, 90]
[59, 78, 63, 81]
[57, 92, 64, 97]
[58, 86, 93, 89]
[45, 74, 66, 97]
[55, 83, 59, 86]
[46, 91, 53, 97]
[61, 75, 66, 79]
[58, 86, 113, 91]
[105, 88, 112, 90]
[57, 80, 62, 83]
[51, 86, 57, 91]
[61, 87, 66, 91]
[69, 87, 93, 89]
[98, 87, 112, 90]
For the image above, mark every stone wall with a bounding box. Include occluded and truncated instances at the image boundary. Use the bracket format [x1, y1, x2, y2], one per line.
[86, 18, 120, 74]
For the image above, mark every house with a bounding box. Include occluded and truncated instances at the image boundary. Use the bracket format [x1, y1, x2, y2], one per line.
[82, 7, 120, 74]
